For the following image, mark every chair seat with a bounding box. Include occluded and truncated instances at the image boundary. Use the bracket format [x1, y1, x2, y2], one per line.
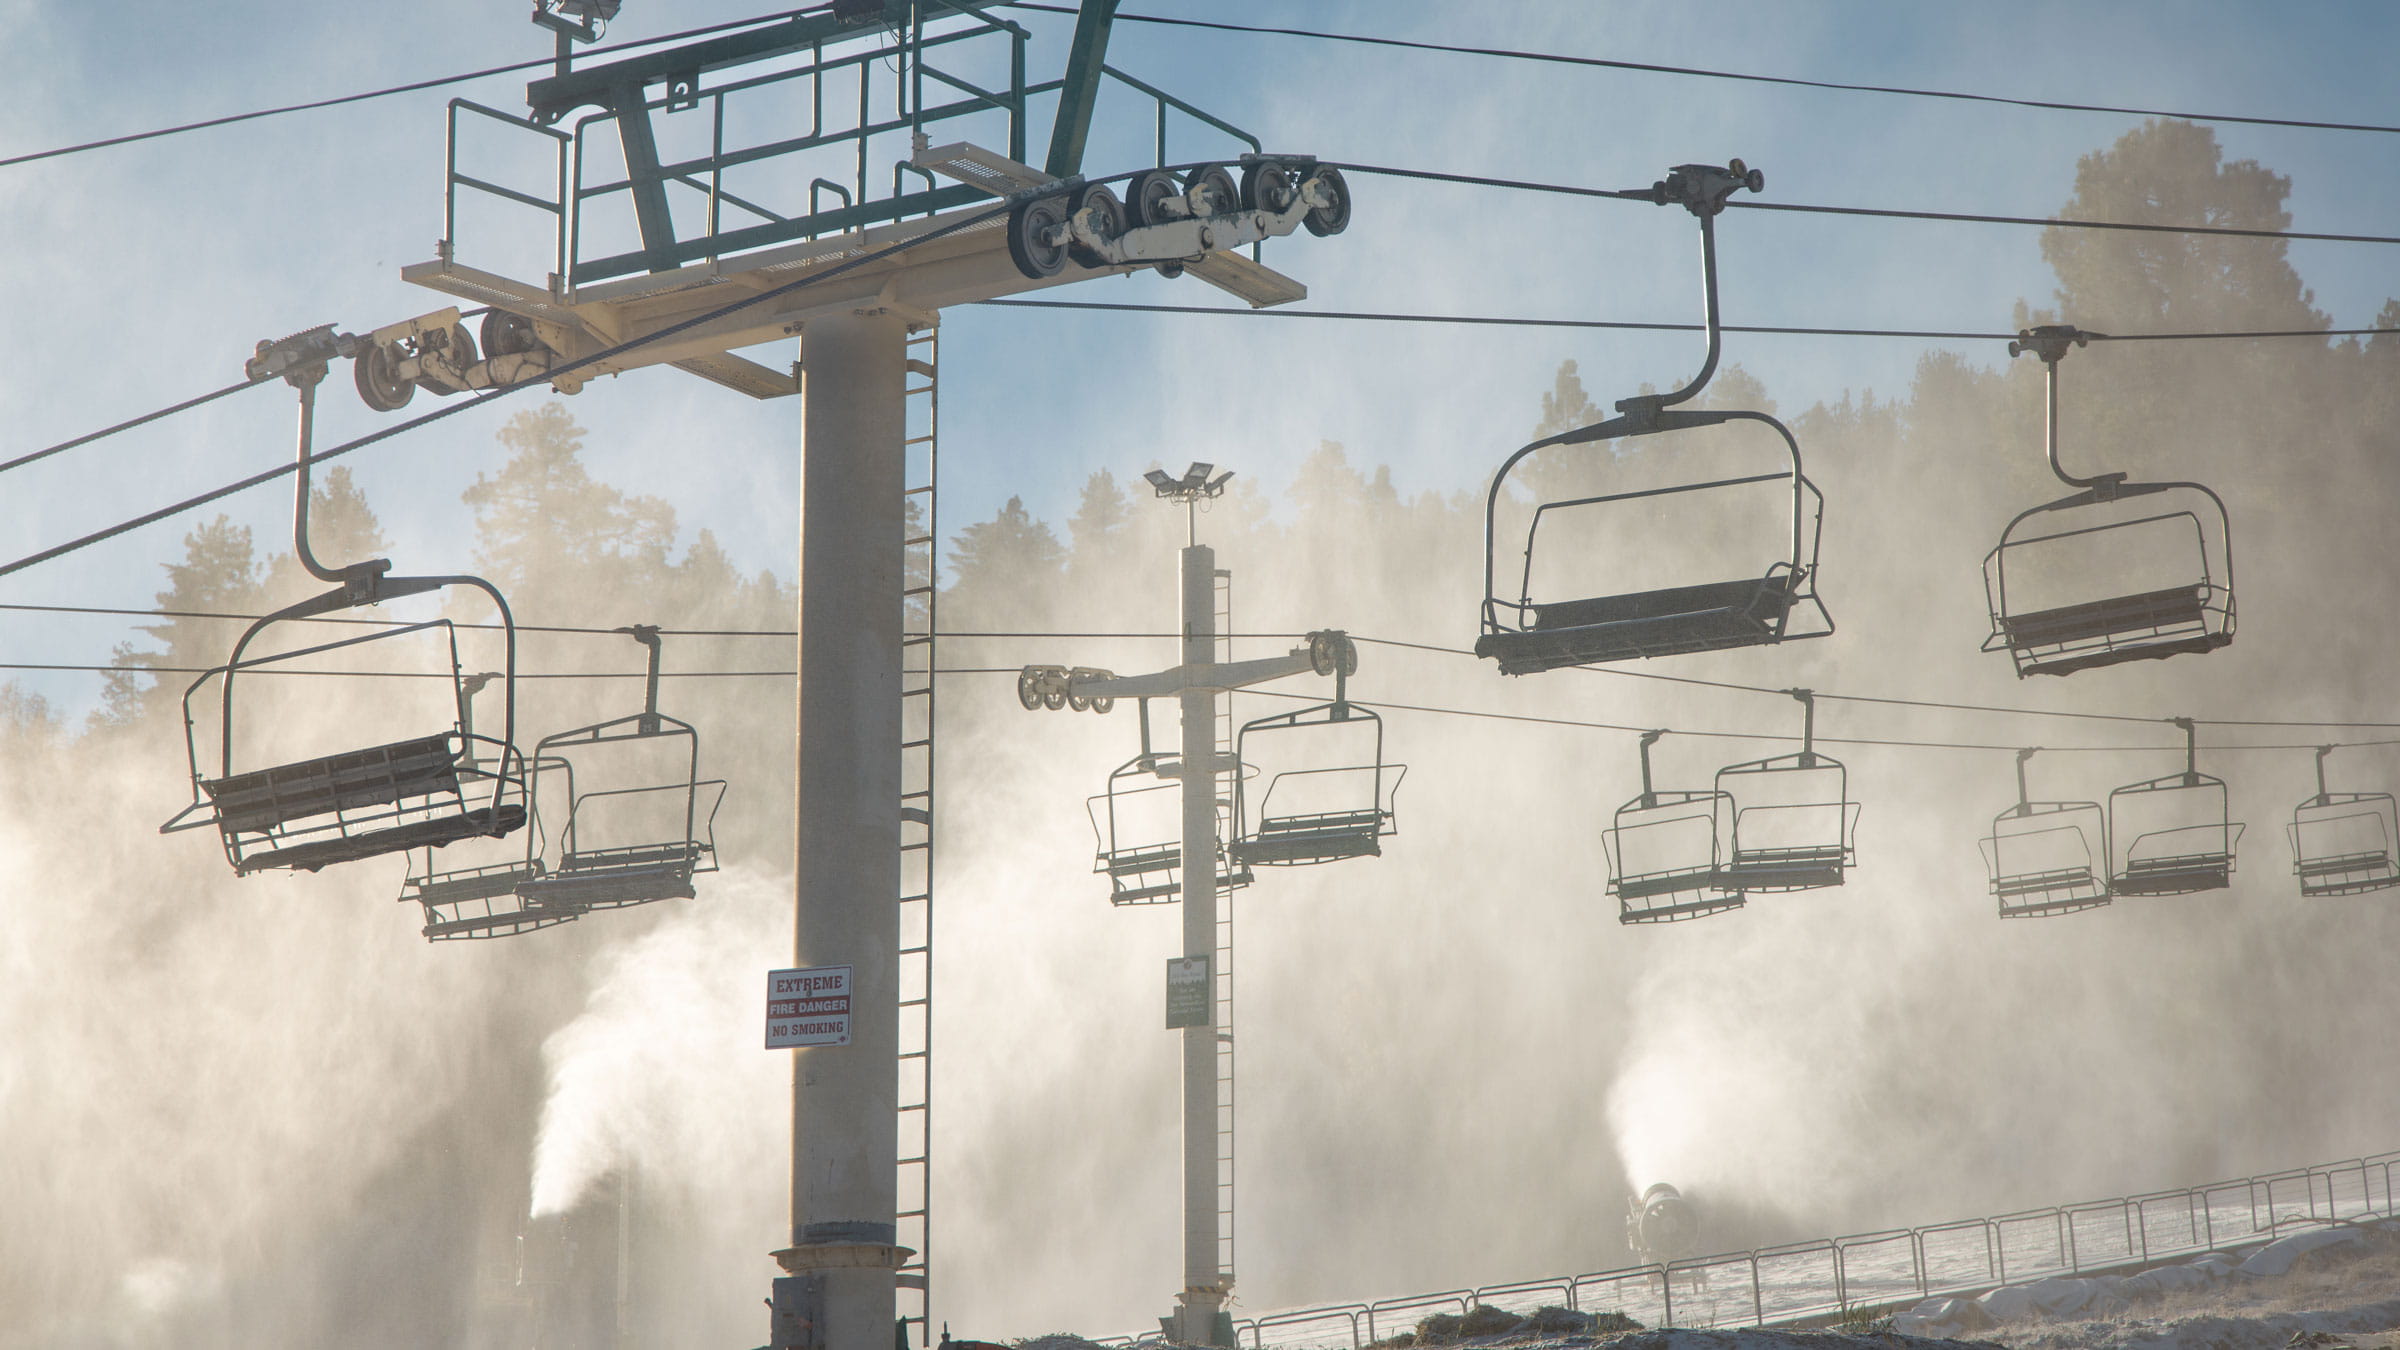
[235, 803, 525, 875]
[207, 733, 463, 834]
[519, 864, 697, 910]
[1619, 891, 1746, 924]
[1997, 584, 2229, 676]
[1720, 845, 1847, 892]
[409, 861, 545, 905]
[2112, 854, 2232, 895]
[1230, 810, 1384, 865]
[1478, 575, 1800, 673]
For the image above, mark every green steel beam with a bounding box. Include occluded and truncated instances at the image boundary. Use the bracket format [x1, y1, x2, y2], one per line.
[1042, 0, 1121, 178]
[526, 3, 1000, 124]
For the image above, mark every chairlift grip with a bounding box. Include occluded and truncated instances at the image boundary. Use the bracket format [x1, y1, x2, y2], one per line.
[2014, 747, 2041, 816]
[2168, 716, 2199, 786]
[1789, 688, 1818, 767]
[1638, 729, 1666, 809]
[618, 624, 664, 732]
[2315, 744, 2336, 805]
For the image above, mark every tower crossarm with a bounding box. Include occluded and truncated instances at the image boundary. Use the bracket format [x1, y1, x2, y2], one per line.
[1070, 649, 1317, 703]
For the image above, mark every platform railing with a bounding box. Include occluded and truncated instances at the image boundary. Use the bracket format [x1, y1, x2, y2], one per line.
[1091, 1150, 2400, 1350]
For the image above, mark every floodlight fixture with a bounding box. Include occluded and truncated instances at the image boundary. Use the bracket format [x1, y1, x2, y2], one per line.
[1147, 462, 1234, 502]
[533, 0, 621, 43]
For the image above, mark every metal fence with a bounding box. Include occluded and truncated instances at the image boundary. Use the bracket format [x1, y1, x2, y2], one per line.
[1102, 1149, 2400, 1350]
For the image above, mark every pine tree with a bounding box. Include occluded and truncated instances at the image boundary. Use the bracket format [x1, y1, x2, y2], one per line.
[96, 515, 263, 729]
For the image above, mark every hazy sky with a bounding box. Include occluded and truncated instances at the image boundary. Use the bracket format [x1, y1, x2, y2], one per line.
[7, 5, 2400, 1342]
[3, 0, 2396, 719]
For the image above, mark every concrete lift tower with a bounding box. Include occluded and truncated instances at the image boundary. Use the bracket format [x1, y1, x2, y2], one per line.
[351, 4, 1354, 1346]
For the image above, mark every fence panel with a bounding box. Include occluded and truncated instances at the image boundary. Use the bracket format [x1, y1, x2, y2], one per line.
[1157, 1149, 2400, 1345]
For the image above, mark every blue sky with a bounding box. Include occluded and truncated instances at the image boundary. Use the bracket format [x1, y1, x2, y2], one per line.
[2, 0, 2394, 714]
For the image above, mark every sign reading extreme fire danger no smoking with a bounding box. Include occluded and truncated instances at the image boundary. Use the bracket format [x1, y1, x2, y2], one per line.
[765, 965, 852, 1049]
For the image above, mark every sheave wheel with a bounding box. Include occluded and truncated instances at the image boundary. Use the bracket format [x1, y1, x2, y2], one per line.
[1017, 668, 1044, 710]
[1302, 166, 1352, 237]
[1007, 195, 1071, 279]
[353, 343, 414, 412]
[1240, 159, 1296, 213]
[1126, 169, 1181, 227]
[1187, 164, 1237, 218]
[482, 309, 541, 357]
[1067, 184, 1126, 269]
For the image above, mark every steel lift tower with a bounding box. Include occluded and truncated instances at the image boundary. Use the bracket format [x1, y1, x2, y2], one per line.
[1017, 465, 1368, 1346]
[365, 5, 1352, 1347]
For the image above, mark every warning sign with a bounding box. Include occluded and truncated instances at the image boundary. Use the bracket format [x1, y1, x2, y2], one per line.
[1165, 955, 1212, 1030]
[766, 965, 852, 1049]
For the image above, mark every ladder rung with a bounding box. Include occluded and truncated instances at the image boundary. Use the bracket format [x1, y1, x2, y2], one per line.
[901, 738, 932, 751]
[904, 434, 935, 446]
[904, 484, 934, 496]
[898, 1207, 929, 1220]
[899, 1049, 929, 1060]
[907, 359, 936, 377]
[899, 996, 929, 1009]
[902, 841, 930, 853]
[899, 895, 930, 907]
[903, 534, 933, 547]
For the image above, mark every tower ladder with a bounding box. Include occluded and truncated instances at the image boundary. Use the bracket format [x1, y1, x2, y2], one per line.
[895, 324, 939, 1346]
[1211, 565, 1238, 1288]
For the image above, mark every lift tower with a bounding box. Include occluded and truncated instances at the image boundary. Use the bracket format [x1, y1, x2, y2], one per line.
[1018, 465, 1364, 1345]
[379, 6, 1352, 1346]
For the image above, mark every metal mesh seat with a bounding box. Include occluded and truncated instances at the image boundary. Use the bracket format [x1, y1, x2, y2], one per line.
[1480, 573, 1806, 673]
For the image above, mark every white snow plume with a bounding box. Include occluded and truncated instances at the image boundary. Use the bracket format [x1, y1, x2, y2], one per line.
[527, 866, 787, 1221]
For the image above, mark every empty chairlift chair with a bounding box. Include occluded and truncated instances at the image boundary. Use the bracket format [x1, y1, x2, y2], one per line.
[1477, 161, 1831, 674]
[2289, 745, 2400, 897]
[1088, 699, 1254, 905]
[1984, 327, 2235, 678]
[2108, 717, 2242, 896]
[1714, 690, 1859, 893]
[1981, 748, 2111, 918]
[405, 677, 571, 941]
[1227, 660, 1402, 867]
[160, 333, 529, 875]
[514, 627, 725, 914]
[1606, 731, 1744, 923]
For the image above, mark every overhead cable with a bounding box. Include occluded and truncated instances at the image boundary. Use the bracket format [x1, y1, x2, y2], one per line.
[0, 199, 1016, 582]
[979, 299, 2397, 346]
[1343, 636, 2400, 734]
[1338, 164, 2400, 248]
[1004, 4, 2400, 139]
[1, 377, 265, 477]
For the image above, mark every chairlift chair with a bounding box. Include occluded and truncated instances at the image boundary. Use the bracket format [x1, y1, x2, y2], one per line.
[1477, 161, 1832, 674]
[1606, 731, 1744, 923]
[1713, 690, 1859, 893]
[1984, 327, 2235, 678]
[161, 335, 528, 875]
[403, 673, 572, 940]
[1226, 655, 1403, 867]
[1980, 749, 2111, 918]
[1088, 756, 1256, 906]
[2288, 745, 2400, 897]
[2108, 718, 2242, 896]
[512, 627, 725, 913]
